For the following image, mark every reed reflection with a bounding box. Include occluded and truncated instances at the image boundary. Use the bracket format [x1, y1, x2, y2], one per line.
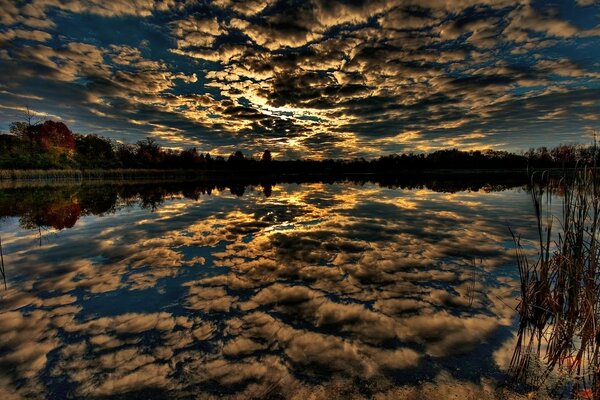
[0, 178, 540, 399]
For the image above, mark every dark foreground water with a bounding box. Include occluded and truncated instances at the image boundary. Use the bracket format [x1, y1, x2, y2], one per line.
[0, 178, 543, 399]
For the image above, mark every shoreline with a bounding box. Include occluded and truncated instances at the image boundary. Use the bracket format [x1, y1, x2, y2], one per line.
[0, 168, 547, 191]
[0, 168, 536, 182]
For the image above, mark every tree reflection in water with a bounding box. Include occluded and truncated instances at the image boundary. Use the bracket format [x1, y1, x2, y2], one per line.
[0, 174, 528, 232]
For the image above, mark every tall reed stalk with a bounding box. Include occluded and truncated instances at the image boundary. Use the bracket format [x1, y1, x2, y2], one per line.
[510, 168, 600, 399]
[0, 235, 6, 289]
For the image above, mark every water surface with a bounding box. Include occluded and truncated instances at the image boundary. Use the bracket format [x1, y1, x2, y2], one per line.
[0, 179, 542, 399]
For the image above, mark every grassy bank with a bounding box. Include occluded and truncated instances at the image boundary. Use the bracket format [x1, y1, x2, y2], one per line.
[0, 169, 208, 181]
[0, 167, 538, 182]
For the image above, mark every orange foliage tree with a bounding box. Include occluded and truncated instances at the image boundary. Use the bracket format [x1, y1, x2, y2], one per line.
[37, 121, 76, 153]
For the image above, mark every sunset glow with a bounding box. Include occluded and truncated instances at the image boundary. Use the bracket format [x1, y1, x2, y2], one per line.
[1, 0, 598, 158]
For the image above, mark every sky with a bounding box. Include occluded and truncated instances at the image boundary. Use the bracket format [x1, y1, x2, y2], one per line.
[0, 0, 599, 159]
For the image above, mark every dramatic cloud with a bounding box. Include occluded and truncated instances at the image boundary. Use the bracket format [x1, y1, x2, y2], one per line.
[0, 0, 598, 157]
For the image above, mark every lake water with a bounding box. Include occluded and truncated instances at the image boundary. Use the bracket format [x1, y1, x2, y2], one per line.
[0, 178, 544, 399]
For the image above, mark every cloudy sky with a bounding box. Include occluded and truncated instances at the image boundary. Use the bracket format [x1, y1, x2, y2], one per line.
[0, 0, 599, 158]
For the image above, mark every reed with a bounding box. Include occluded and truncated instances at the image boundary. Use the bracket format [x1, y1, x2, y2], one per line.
[510, 168, 600, 399]
[0, 235, 5, 290]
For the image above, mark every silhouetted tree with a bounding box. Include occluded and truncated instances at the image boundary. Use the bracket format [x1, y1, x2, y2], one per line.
[262, 150, 272, 163]
[136, 137, 162, 167]
[116, 143, 138, 168]
[263, 183, 272, 197]
[10, 121, 36, 155]
[75, 134, 116, 169]
[179, 147, 200, 168]
[228, 150, 245, 164]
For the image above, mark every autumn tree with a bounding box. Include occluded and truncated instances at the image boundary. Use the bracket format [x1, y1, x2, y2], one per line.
[38, 121, 76, 153]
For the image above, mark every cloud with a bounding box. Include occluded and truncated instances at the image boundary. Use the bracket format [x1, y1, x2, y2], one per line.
[504, 5, 583, 42]
[0, 28, 52, 44]
[213, 0, 275, 17]
[0, 0, 599, 156]
[170, 15, 223, 48]
[26, 0, 182, 19]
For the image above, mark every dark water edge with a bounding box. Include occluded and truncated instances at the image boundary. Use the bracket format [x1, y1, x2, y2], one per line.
[0, 172, 532, 225]
[0, 169, 532, 187]
[0, 167, 587, 180]
[0, 167, 532, 181]
[0, 167, 584, 194]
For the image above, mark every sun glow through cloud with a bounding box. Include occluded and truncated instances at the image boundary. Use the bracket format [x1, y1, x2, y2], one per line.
[0, 0, 598, 158]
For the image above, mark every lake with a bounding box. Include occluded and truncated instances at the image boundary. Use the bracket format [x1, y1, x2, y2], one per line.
[0, 177, 544, 399]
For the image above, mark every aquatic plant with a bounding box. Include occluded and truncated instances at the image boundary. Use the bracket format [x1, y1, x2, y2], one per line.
[510, 168, 600, 399]
[0, 235, 5, 289]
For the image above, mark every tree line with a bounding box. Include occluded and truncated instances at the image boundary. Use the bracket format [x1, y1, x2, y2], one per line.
[0, 175, 531, 231]
[0, 118, 597, 171]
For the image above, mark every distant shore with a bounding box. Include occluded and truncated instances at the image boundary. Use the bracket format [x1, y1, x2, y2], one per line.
[0, 168, 540, 182]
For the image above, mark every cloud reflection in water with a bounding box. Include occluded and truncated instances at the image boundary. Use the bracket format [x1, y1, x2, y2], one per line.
[0, 181, 540, 398]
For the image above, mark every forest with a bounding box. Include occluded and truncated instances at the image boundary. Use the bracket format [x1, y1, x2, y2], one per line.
[1, 118, 596, 172]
